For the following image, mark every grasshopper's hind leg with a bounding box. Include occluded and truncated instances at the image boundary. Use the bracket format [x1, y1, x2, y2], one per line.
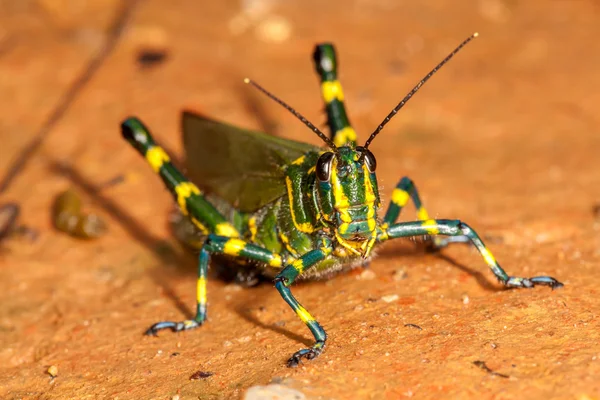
[121, 118, 250, 334]
[384, 176, 470, 250]
[313, 43, 357, 147]
[379, 219, 563, 289]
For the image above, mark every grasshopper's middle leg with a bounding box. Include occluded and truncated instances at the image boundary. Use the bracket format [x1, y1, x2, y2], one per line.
[384, 176, 470, 249]
[122, 119, 265, 332]
[146, 235, 283, 335]
[379, 219, 563, 289]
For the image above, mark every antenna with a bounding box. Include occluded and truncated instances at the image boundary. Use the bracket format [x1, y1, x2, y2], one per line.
[244, 78, 338, 151]
[363, 32, 479, 149]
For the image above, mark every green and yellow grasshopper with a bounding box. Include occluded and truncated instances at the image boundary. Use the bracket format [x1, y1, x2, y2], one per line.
[121, 33, 562, 367]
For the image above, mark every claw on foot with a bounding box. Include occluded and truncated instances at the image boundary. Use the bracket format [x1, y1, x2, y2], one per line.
[144, 319, 202, 336]
[505, 276, 564, 290]
[286, 342, 325, 368]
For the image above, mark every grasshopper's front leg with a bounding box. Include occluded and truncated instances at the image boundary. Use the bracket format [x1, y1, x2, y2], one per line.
[146, 234, 283, 335]
[275, 238, 333, 367]
[378, 219, 563, 289]
[383, 176, 470, 249]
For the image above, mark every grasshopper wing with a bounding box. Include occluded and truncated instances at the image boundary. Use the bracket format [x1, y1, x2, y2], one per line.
[182, 111, 319, 213]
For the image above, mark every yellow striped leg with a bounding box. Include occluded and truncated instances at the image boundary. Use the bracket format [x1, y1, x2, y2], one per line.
[122, 118, 240, 238]
[383, 176, 469, 249]
[275, 240, 333, 367]
[145, 234, 283, 335]
[379, 219, 563, 289]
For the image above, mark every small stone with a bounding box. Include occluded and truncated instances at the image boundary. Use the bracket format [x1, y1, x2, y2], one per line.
[237, 336, 252, 343]
[47, 365, 58, 378]
[381, 294, 399, 303]
[462, 294, 470, 305]
[244, 384, 306, 400]
[393, 268, 408, 281]
[255, 15, 292, 43]
[189, 370, 213, 380]
[358, 269, 376, 280]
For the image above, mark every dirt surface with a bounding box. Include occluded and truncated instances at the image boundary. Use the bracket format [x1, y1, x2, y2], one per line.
[1, 1, 599, 399]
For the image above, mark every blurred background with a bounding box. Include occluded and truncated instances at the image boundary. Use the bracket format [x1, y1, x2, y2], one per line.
[0, 1, 599, 399]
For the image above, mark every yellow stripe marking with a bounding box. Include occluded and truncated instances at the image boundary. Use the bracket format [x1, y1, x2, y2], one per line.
[296, 305, 315, 323]
[333, 126, 357, 147]
[422, 219, 439, 235]
[292, 155, 305, 165]
[279, 232, 299, 257]
[392, 189, 410, 207]
[183, 320, 196, 328]
[331, 166, 350, 209]
[196, 276, 207, 304]
[285, 176, 314, 233]
[321, 80, 345, 103]
[367, 217, 376, 232]
[363, 165, 377, 205]
[174, 182, 201, 214]
[223, 238, 246, 256]
[191, 217, 209, 234]
[269, 255, 283, 268]
[248, 217, 257, 241]
[215, 222, 239, 237]
[292, 259, 305, 273]
[481, 247, 496, 265]
[417, 207, 429, 221]
[145, 146, 170, 173]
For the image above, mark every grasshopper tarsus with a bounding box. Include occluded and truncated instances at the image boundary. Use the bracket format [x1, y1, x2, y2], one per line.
[286, 342, 326, 368]
[144, 320, 203, 336]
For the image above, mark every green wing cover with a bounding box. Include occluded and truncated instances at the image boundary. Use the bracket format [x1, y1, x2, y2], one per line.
[182, 111, 319, 212]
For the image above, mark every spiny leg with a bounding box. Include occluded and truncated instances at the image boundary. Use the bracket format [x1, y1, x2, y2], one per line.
[121, 118, 250, 333]
[146, 235, 283, 335]
[379, 219, 563, 289]
[384, 177, 469, 249]
[121, 118, 240, 238]
[275, 240, 333, 367]
[313, 43, 357, 147]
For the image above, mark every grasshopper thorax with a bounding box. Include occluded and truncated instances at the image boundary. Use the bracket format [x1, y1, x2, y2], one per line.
[316, 146, 380, 258]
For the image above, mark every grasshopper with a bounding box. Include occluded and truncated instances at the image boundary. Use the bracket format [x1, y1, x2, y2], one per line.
[121, 33, 562, 367]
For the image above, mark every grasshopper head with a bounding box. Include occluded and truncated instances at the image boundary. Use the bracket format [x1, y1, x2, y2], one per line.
[316, 146, 380, 258]
[244, 32, 478, 259]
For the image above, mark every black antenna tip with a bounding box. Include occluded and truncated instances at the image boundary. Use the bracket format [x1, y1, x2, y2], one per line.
[363, 33, 479, 149]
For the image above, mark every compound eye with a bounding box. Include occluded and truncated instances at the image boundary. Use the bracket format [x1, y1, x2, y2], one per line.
[356, 146, 377, 173]
[316, 152, 335, 182]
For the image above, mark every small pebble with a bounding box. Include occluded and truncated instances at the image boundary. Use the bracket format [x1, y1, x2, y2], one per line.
[393, 268, 408, 281]
[381, 294, 399, 303]
[244, 384, 305, 400]
[47, 365, 58, 378]
[358, 269, 376, 280]
[189, 370, 213, 380]
[255, 15, 292, 43]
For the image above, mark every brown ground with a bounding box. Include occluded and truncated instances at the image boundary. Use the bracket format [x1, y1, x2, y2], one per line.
[1, 1, 599, 399]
